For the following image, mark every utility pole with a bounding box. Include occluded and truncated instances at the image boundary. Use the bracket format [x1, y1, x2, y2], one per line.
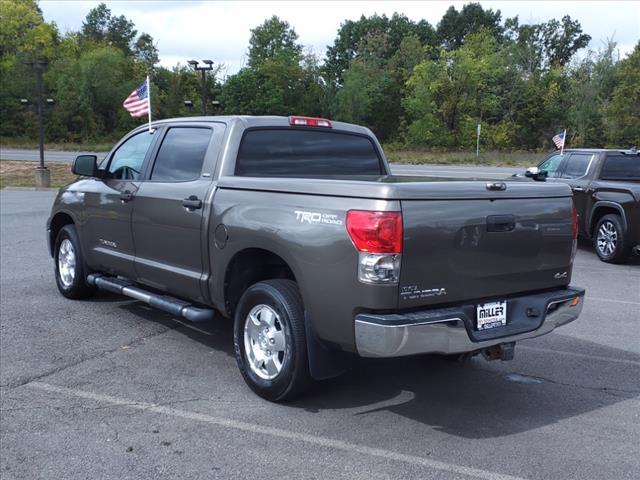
[26, 59, 50, 187]
[187, 59, 214, 115]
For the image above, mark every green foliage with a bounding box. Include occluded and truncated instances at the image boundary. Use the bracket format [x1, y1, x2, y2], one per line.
[221, 16, 321, 117]
[437, 3, 503, 50]
[81, 3, 137, 55]
[605, 42, 640, 147]
[568, 41, 618, 147]
[0, 1, 632, 152]
[325, 13, 436, 84]
[404, 31, 505, 148]
[247, 16, 302, 67]
[0, 0, 58, 60]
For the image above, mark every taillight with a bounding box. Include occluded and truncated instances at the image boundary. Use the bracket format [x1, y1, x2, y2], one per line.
[346, 210, 402, 253]
[346, 210, 403, 285]
[289, 116, 332, 128]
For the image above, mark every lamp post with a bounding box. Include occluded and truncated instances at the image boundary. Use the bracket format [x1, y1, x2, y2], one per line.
[25, 59, 50, 188]
[187, 59, 214, 115]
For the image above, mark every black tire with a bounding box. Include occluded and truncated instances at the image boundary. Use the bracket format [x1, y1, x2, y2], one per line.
[233, 279, 311, 401]
[54, 225, 95, 299]
[593, 214, 630, 264]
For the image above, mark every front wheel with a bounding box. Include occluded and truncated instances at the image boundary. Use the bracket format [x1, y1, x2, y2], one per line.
[54, 225, 95, 299]
[233, 279, 311, 401]
[594, 214, 630, 263]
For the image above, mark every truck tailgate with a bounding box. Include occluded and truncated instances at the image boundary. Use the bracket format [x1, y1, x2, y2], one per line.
[399, 185, 575, 308]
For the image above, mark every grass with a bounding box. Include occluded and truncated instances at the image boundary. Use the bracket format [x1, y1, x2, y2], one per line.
[384, 149, 540, 167]
[1, 137, 113, 152]
[0, 161, 78, 189]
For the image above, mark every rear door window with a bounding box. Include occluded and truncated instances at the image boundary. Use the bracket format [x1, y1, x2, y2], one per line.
[560, 153, 593, 178]
[600, 154, 640, 180]
[235, 129, 383, 177]
[151, 127, 212, 182]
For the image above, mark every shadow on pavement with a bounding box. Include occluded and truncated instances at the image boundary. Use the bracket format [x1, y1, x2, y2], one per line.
[118, 298, 639, 440]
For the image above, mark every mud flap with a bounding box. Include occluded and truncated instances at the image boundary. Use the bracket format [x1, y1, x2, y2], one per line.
[305, 314, 348, 380]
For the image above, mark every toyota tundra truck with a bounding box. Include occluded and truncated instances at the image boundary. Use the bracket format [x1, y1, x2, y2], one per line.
[47, 116, 585, 401]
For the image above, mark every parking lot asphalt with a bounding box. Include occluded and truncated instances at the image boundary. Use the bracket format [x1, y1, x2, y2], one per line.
[1, 188, 639, 480]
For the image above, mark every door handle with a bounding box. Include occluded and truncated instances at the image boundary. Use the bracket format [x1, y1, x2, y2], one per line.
[182, 195, 202, 210]
[572, 186, 584, 192]
[120, 190, 134, 202]
[487, 214, 516, 232]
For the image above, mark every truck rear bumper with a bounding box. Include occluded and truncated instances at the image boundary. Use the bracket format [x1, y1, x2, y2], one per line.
[355, 287, 585, 358]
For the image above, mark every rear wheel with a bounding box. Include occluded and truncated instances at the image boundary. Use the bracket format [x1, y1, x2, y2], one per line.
[54, 225, 94, 299]
[594, 214, 630, 263]
[233, 279, 311, 401]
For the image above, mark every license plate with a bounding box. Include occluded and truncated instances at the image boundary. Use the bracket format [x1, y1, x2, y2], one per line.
[476, 301, 507, 330]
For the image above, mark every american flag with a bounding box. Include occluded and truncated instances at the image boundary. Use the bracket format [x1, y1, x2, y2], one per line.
[123, 80, 150, 118]
[552, 131, 565, 149]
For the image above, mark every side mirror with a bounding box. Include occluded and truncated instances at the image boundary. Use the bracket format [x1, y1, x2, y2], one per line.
[72, 155, 98, 177]
[524, 167, 548, 181]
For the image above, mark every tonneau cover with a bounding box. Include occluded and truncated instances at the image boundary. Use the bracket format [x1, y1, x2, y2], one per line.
[217, 175, 573, 201]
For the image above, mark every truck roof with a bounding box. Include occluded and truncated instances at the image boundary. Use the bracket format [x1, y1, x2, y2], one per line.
[143, 115, 373, 136]
[561, 148, 638, 154]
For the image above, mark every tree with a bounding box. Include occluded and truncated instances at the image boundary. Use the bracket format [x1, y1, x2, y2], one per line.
[134, 33, 159, 71]
[80, 3, 137, 55]
[568, 41, 619, 147]
[81, 3, 111, 43]
[0, 0, 58, 59]
[0, 0, 58, 138]
[49, 46, 136, 140]
[222, 16, 323, 117]
[605, 43, 640, 147]
[247, 16, 302, 67]
[335, 33, 425, 142]
[324, 13, 436, 84]
[405, 31, 508, 148]
[437, 3, 503, 50]
[505, 15, 591, 72]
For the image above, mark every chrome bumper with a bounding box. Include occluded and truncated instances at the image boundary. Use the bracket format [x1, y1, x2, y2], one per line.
[355, 287, 585, 358]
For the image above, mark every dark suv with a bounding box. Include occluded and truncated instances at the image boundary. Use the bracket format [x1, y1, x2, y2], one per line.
[522, 149, 640, 263]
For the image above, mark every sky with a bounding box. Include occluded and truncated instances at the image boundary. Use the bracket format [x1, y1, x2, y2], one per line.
[39, 0, 640, 77]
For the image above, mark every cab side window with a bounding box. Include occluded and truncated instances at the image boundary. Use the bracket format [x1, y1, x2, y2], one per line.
[150, 127, 212, 182]
[539, 154, 564, 178]
[561, 153, 592, 179]
[107, 131, 154, 180]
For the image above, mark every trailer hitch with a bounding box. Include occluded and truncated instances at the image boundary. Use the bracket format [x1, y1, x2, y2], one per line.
[482, 342, 515, 361]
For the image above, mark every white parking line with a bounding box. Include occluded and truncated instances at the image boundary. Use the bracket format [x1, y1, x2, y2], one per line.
[587, 297, 640, 306]
[28, 381, 525, 480]
[520, 346, 640, 366]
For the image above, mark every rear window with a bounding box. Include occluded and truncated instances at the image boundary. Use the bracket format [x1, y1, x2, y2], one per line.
[600, 154, 640, 180]
[235, 129, 383, 177]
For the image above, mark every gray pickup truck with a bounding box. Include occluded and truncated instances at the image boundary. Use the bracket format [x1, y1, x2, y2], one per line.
[47, 116, 585, 401]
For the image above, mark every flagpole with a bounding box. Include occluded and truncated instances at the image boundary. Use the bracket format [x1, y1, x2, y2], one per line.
[561, 129, 566, 155]
[146, 75, 152, 133]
